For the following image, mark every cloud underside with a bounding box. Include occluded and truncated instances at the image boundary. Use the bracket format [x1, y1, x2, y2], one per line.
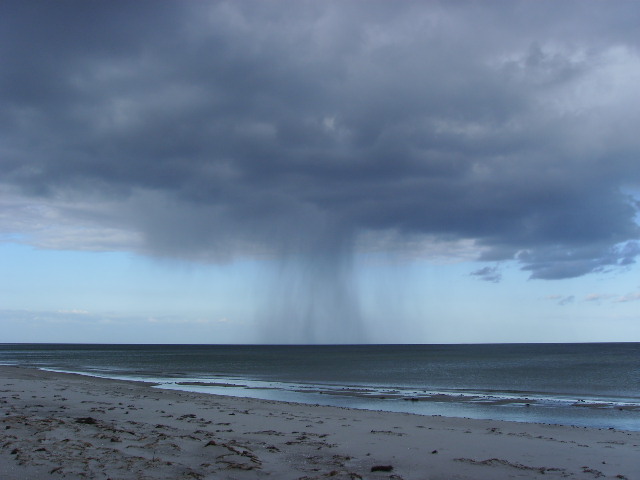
[2, 1, 640, 280]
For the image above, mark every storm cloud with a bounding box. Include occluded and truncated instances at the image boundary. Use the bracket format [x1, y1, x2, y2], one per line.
[2, 0, 640, 282]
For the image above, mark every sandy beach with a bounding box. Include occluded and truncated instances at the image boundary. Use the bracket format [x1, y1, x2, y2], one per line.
[1, 366, 638, 479]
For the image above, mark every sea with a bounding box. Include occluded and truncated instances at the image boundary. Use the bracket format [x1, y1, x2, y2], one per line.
[1, 343, 639, 431]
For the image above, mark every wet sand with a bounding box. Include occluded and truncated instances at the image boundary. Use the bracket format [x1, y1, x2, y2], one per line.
[1, 365, 638, 479]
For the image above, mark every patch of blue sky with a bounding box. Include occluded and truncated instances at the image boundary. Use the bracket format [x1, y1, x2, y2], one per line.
[1, 242, 639, 344]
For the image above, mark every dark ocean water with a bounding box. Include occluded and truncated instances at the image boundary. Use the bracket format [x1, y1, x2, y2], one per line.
[1, 343, 639, 431]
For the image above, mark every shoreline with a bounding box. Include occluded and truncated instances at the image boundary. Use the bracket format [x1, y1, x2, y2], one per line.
[8, 363, 640, 432]
[2, 366, 639, 479]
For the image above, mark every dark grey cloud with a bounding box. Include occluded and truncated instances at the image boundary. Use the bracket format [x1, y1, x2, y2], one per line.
[470, 266, 502, 283]
[2, 0, 640, 281]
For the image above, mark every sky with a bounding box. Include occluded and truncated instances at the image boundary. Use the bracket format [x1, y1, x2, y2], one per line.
[1, 0, 640, 344]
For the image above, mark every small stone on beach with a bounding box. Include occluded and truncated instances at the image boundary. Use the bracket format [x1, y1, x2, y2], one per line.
[371, 465, 393, 472]
[75, 417, 98, 424]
